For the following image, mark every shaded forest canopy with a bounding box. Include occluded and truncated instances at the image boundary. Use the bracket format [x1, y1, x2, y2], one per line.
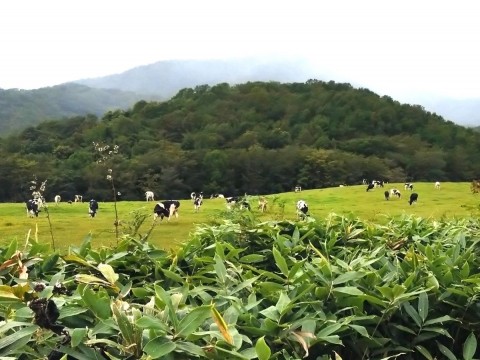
[0, 79, 479, 202]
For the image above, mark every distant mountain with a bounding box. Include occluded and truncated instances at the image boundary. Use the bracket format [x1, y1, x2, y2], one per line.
[75, 59, 480, 127]
[74, 58, 319, 99]
[0, 83, 157, 134]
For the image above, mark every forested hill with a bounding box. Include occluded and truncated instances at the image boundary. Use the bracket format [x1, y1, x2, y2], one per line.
[0, 83, 156, 134]
[0, 80, 479, 202]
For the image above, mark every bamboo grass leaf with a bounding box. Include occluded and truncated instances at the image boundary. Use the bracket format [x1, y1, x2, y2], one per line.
[255, 336, 271, 360]
[272, 247, 288, 277]
[176, 305, 211, 338]
[463, 332, 477, 360]
[143, 337, 176, 359]
[437, 342, 458, 360]
[418, 292, 428, 323]
[403, 302, 422, 328]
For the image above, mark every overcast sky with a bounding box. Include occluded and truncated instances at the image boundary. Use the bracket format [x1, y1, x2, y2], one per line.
[1, 1, 479, 105]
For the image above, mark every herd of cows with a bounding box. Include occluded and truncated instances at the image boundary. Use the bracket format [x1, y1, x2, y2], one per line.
[24, 180, 436, 221]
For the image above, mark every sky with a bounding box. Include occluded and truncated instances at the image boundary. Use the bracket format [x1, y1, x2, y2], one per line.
[1, 1, 479, 106]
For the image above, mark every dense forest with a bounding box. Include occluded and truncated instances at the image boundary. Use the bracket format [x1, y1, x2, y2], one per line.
[1, 80, 479, 203]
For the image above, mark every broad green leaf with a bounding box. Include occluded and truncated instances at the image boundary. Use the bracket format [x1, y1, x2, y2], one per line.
[260, 306, 280, 322]
[332, 286, 364, 296]
[154, 285, 179, 330]
[98, 263, 119, 284]
[403, 302, 422, 328]
[74, 274, 111, 286]
[0, 325, 38, 352]
[63, 254, 96, 269]
[111, 300, 139, 348]
[418, 292, 428, 323]
[272, 247, 289, 277]
[332, 271, 365, 285]
[136, 315, 169, 332]
[162, 268, 184, 283]
[143, 337, 176, 359]
[424, 315, 454, 326]
[275, 291, 291, 315]
[463, 332, 477, 360]
[317, 323, 342, 338]
[80, 285, 112, 320]
[437, 342, 458, 360]
[174, 341, 207, 357]
[256, 336, 271, 360]
[41, 253, 60, 273]
[71, 327, 87, 347]
[349, 324, 371, 338]
[214, 254, 227, 284]
[239, 254, 265, 263]
[176, 305, 211, 338]
[415, 345, 433, 360]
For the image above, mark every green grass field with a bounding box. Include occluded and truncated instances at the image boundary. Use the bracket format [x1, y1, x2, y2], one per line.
[1, 182, 478, 251]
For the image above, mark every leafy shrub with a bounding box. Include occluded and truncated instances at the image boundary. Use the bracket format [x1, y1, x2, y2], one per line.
[1, 214, 480, 359]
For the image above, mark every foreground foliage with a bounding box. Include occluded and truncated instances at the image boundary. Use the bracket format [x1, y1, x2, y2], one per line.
[1, 213, 480, 359]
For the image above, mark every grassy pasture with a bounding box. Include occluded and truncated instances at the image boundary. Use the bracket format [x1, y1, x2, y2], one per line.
[0, 182, 477, 251]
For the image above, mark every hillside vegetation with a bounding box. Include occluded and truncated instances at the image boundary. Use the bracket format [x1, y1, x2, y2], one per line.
[0, 80, 479, 203]
[0, 84, 156, 134]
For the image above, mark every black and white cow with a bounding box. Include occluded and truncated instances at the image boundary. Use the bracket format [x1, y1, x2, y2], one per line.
[26, 199, 40, 217]
[225, 196, 250, 210]
[409, 193, 419, 205]
[89, 199, 99, 218]
[404, 183, 414, 191]
[435, 181, 441, 189]
[193, 195, 203, 212]
[296, 200, 309, 219]
[145, 191, 155, 202]
[210, 193, 224, 199]
[75, 194, 83, 203]
[54, 195, 61, 205]
[295, 186, 302, 193]
[154, 200, 180, 221]
[191, 192, 203, 202]
[366, 183, 375, 192]
[390, 189, 401, 198]
[384, 191, 390, 200]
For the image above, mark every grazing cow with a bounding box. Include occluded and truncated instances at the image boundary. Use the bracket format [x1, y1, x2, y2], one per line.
[390, 189, 401, 198]
[75, 195, 83, 203]
[26, 199, 40, 217]
[435, 181, 441, 189]
[193, 195, 203, 212]
[366, 183, 375, 192]
[54, 195, 61, 205]
[258, 196, 268, 212]
[145, 191, 155, 202]
[225, 196, 250, 210]
[154, 200, 180, 221]
[210, 193, 224, 199]
[295, 186, 302, 193]
[409, 193, 419, 205]
[373, 180, 384, 188]
[384, 191, 390, 200]
[362, 179, 368, 185]
[88, 199, 99, 218]
[191, 192, 204, 203]
[296, 200, 309, 219]
[404, 183, 414, 191]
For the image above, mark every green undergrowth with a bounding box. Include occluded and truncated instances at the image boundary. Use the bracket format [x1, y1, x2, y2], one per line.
[1, 212, 480, 359]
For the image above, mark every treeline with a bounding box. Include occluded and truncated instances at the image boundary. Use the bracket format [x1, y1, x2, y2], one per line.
[0, 80, 479, 202]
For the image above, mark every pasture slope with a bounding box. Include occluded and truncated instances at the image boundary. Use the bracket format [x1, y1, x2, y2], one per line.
[0, 182, 477, 251]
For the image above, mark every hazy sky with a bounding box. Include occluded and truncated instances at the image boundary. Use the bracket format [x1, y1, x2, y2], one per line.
[1, 0, 479, 104]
